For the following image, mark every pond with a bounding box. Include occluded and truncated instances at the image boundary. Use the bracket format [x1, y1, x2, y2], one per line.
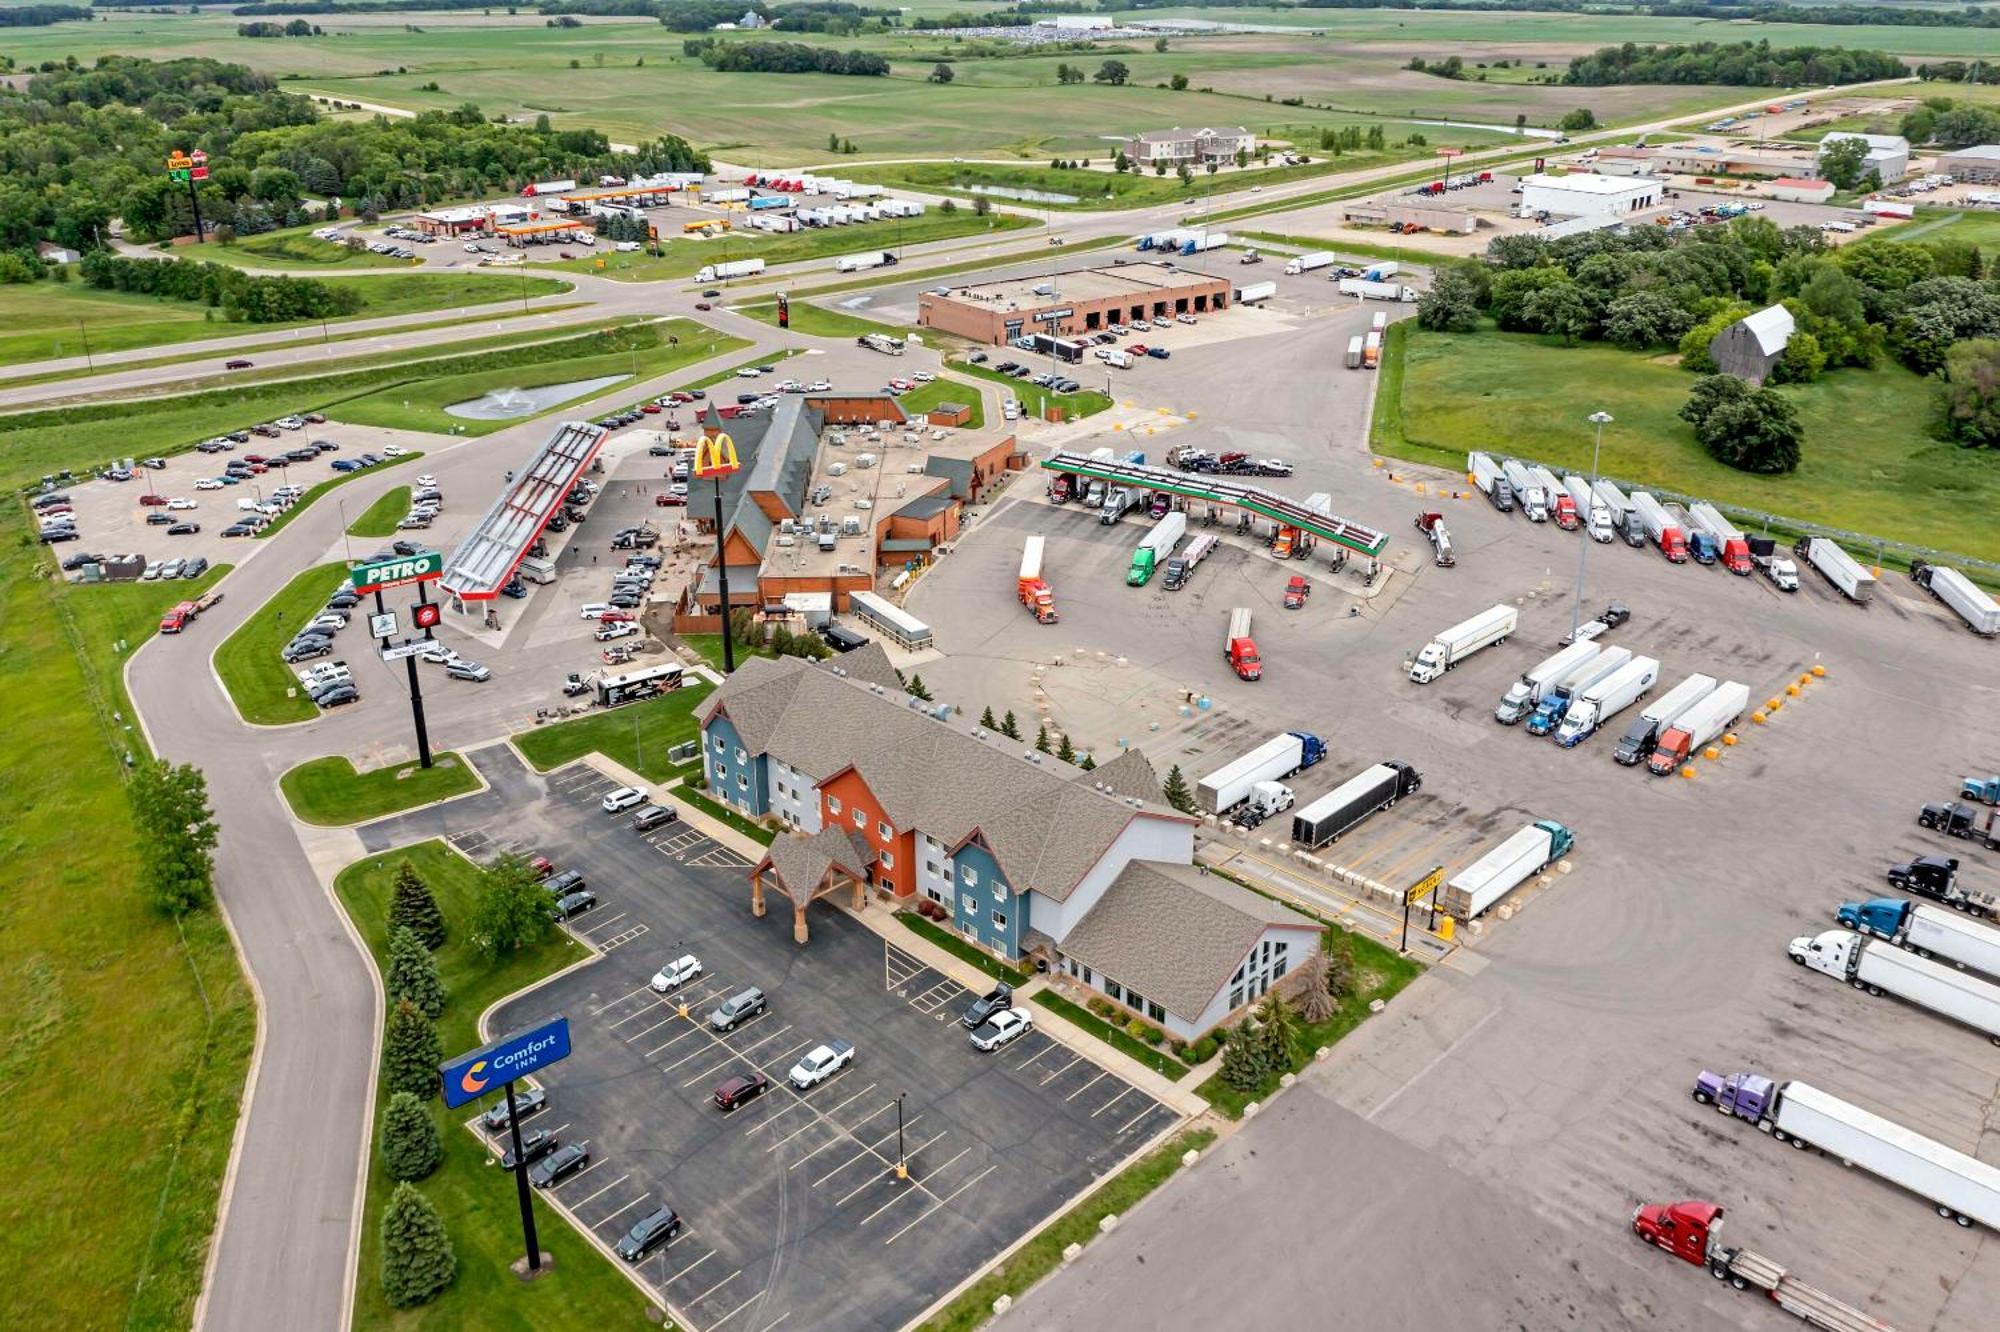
[444, 375, 626, 420]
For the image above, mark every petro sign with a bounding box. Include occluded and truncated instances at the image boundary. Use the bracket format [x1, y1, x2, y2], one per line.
[439, 1015, 572, 1109]
[350, 549, 443, 595]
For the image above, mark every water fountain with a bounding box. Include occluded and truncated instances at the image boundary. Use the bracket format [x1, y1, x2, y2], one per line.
[444, 375, 627, 420]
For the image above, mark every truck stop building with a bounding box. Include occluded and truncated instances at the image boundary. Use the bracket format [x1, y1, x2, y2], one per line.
[1766, 177, 1837, 203]
[917, 262, 1231, 344]
[1940, 145, 2000, 183]
[1518, 173, 1662, 220]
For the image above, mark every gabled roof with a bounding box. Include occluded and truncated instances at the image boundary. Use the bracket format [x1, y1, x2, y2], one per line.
[699, 656, 1186, 898]
[1055, 862, 1319, 1022]
[827, 641, 900, 691]
[1736, 304, 1795, 357]
[757, 824, 874, 893]
[1084, 748, 1162, 804]
[1130, 126, 1251, 144]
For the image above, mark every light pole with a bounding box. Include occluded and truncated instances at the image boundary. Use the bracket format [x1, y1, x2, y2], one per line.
[1573, 410, 1612, 638]
[893, 1092, 908, 1181]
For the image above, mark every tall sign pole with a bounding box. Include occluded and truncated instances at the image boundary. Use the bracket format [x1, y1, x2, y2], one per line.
[441, 1017, 573, 1275]
[352, 550, 446, 768]
[693, 431, 742, 672]
[166, 149, 209, 243]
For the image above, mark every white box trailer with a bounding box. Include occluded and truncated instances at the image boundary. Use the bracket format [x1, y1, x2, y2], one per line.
[1345, 335, 1365, 369]
[1500, 458, 1533, 499]
[1788, 929, 2000, 1043]
[833, 250, 894, 273]
[1291, 761, 1423, 849]
[1020, 534, 1044, 585]
[1914, 562, 2000, 635]
[1284, 251, 1338, 275]
[1562, 474, 1595, 516]
[1555, 655, 1660, 747]
[1234, 280, 1277, 305]
[696, 258, 765, 282]
[1613, 672, 1715, 766]
[1336, 277, 1419, 302]
[1409, 603, 1518, 683]
[1495, 641, 1601, 725]
[1844, 900, 2000, 981]
[1688, 501, 1744, 543]
[1527, 465, 1564, 509]
[1592, 478, 1633, 524]
[1796, 537, 1876, 603]
[1198, 733, 1307, 815]
[1744, 1079, 2000, 1229]
[1439, 820, 1573, 921]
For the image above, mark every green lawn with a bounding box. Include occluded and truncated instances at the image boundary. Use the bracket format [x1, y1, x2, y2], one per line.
[329, 319, 745, 434]
[0, 271, 571, 368]
[213, 561, 350, 725]
[1379, 324, 2000, 564]
[945, 355, 1112, 422]
[732, 298, 915, 342]
[844, 155, 1441, 212]
[1, 533, 253, 1330]
[1882, 207, 2000, 251]
[280, 753, 482, 826]
[915, 1128, 1216, 1332]
[897, 911, 1030, 986]
[333, 841, 654, 1332]
[1030, 991, 1184, 1079]
[212, 227, 407, 269]
[546, 208, 1033, 283]
[347, 485, 413, 537]
[896, 377, 987, 430]
[678, 783, 779, 846]
[512, 681, 715, 783]
[255, 453, 421, 540]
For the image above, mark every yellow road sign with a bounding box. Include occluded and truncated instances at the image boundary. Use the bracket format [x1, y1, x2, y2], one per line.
[1406, 865, 1444, 905]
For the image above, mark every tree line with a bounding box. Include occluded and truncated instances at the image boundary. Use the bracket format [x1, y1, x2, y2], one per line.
[683, 38, 889, 76]
[0, 5, 91, 25]
[0, 55, 708, 255]
[1562, 40, 1906, 88]
[1417, 219, 2000, 467]
[236, 19, 320, 36]
[79, 251, 365, 322]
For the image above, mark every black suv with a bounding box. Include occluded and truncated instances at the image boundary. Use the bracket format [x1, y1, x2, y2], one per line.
[545, 869, 585, 896]
[615, 1206, 682, 1262]
[960, 983, 1014, 1030]
[499, 1127, 557, 1170]
[551, 889, 597, 921]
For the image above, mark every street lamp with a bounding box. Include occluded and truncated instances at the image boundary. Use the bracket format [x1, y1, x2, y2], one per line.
[893, 1092, 908, 1181]
[1573, 410, 1613, 638]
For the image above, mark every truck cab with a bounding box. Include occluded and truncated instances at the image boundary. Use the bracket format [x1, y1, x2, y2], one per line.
[1632, 1200, 1723, 1269]
[1720, 537, 1753, 575]
[1888, 854, 1958, 900]
[1659, 527, 1688, 563]
[1836, 897, 1909, 939]
[1613, 716, 1662, 766]
[1491, 479, 1515, 513]
[1962, 775, 2000, 805]
[1162, 556, 1189, 590]
[1586, 506, 1614, 543]
[1520, 487, 1549, 523]
[1228, 637, 1261, 681]
[1552, 494, 1579, 530]
[1647, 724, 1696, 774]
[1524, 690, 1571, 737]
[1127, 549, 1159, 586]
[1687, 531, 1719, 565]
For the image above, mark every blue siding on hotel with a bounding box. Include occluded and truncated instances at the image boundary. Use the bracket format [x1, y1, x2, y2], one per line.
[703, 714, 769, 816]
[949, 841, 1020, 960]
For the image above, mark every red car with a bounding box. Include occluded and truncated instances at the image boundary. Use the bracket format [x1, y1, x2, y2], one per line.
[694, 301, 712, 311]
[599, 610, 636, 623]
[244, 454, 267, 464]
[713, 1072, 770, 1112]
[139, 493, 169, 506]
[666, 391, 694, 404]
[641, 403, 662, 414]
[528, 856, 554, 879]
[655, 492, 686, 507]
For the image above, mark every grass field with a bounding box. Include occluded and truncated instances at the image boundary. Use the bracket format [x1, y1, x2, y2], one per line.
[547, 208, 1033, 282]
[211, 227, 407, 269]
[1, 536, 254, 1331]
[255, 453, 420, 541]
[329, 319, 745, 434]
[733, 297, 914, 341]
[0, 272, 572, 369]
[896, 376, 988, 429]
[280, 752, 482, 826]
[333, 841, 655, 1332]
[1380, 323, 2000, 563]
[946, 355, 1113, 421]
[347, 485, 413, 537]
[1884, 207, 2000, 251]
[214, 561, 350, 725]
[512, 681, 714, 783]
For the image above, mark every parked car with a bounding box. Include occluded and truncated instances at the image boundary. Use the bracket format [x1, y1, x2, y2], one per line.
[788, 1040, 855, 1089]
[633, 805, 679, 832]
[545, 869, 585, 896]
[615, 1206, 683, 1262]
[445, 661, 492, 683]
[968, 1007, 1034, 1052]
[649, 954, 703, 993]
[482, 1085, 548, 1133]
[498, 1128, 558, 1171]
[551, 889, 597, 921]
[167, 522, 201, 536]
[600, 786, 647, 813]
[224, 359, 254, 370]
[528, 1142, 590, 1189]
[711, 1072, 770, 1113]
[708, 987, 767, 1032]
[960, 983, 1014, 1030]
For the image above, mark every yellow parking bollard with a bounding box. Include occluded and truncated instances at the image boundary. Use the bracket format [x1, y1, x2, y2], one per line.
[1439, 916, 1456, 942]
[1680, 766, 1697, 779]
[1786, 683, 1800, 697]
[1111, 422, 1123, 431]
[1414, 482, 1426, 495]
[1752, 711, 1767, 724]
[1373, 458, 1385, 468]
[1722, 732, 1738, 746]
[1703, 745, 1721, 761]
[1811, 664, 1826, 677]
[1798, 673, 1813, 686]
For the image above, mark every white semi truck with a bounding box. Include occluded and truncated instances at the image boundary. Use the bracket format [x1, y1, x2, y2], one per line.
[1438, 819, 1574, 921]
[1195, 731, 1326, 815]
[1335, 277, 1419, 302]
[1495, 642, 1602, 725]
[695, 258, 766, 282]
[1912, 561, 2000, 635]
[1408, 604, 1518, 684]
[1554, 655, 1661, 748]
[1795, 537, 1876, 603]
[1788, 929, 2000, 1043]
[833, 250, 896, 273]
[1836, 897, 2000, 982]
[1284, 251, 1337, 275]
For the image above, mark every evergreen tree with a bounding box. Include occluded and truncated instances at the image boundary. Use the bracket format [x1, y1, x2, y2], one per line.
[1000, 710, 1021, 740]
[1218, 1019, 1270, 1092]
[380, 1182, 457, 1307]
[1294, 950, 1335, 1023]
[1034, 722, 1051, 753]
[907, 673, 933, 701]
[379, 1091, 442, 1182]
[382, 998, 443, 1101]
[1258, 992, 1299, 1068]
[385, 925, 447, 1019]
[1161, 764, 1197, 815]
[979, 705, 998, 730]
[1323, 932, 1356, 1000]
[1056, 732, 1077, 764]
[1078, 753, 1096, 772]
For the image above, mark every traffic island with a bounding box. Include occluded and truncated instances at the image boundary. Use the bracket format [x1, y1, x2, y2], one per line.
[279, 752, 483, 826]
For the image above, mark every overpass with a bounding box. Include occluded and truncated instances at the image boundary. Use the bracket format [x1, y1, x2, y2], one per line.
[1038, 451, 1389, 557]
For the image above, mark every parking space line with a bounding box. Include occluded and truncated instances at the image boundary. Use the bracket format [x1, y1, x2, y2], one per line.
[598, 925, 649, 953]
[689, 1269, 742, 1305]
[664, 1250, 715, 1285]
[569, 1171, 629, 1208]
[766, 1110, 841, 1154]
[1371, 828, 1459, 888]
[551, 1158, 606, 1191]
[1091, 1086, 1135, 1118]
[740, 1096, 808, 1136]
[1013, 1037, 1058, 1071]
[645, 1026, 703, 1059]
[708, 1292, 768, 1331]
[593, 1192, 651, 1229]
[882, 1165, 999, 1246]
[1065, 1070, 1108, 1103]
[591, 985, 651, 1017]
[806, 1117, 928, 1182]
[1118, 1102, 1161, 1135]
[754, 1312, 792, 1332]
[834, 1164, 895, 1207]
[858, 1169, 935, 1225]
[1038, 1053, 1083, 1086]
[733, 1026, 806, 1063]
[578, 911, 630, 936]
[815, 1081, 882, 1123]
[626, 1012, 680, 1042]
[681, 1050, 760, 1089]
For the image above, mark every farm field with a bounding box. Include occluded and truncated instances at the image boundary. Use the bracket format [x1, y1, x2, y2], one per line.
[0, 271, 571, 369]
[1379, 324, 2000, 563]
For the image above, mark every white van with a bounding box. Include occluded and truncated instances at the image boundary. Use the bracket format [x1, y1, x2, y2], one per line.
[615, 241, 641, 252]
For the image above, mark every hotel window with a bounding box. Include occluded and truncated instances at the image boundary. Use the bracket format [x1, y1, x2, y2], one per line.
[881, 851, 894, 870]
[962, 867, 979, 887]
[735, 748, 747, 764]
[1147, 1001, 1165, 1022]
[991, 909, 1008, 930]
[712, 735, 725, 752]
[1105, 979, 1123, 1002]
[827, 795, 842, 815]
[926, 861, 940, 878]
[853, 808, 866, 830]
[879, 821, 893, 841]
[737, 774, 748, 791]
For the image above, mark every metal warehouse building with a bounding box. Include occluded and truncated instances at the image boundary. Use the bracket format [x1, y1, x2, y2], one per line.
[1940, 145, 2000, 184]
[1518, 173, 1662, 220]
[917, 262, 1231, 344]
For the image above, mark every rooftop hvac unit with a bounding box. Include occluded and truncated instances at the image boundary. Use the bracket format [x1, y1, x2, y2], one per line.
[779, 519, 796, 534]
[837, 562, 864, 575]
[840, 516, 863, 535]
[775, 535, 796, 548]
[906, 464, 925, 475]
[853, 499, 873, 510]
[828, 462, 849, 476]
[855, 453, 878, 469]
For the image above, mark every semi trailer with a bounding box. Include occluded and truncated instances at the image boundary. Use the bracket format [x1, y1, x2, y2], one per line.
[1496, 641, 1601, 725]
[1017, 535, 1057, 624]
[1787, 929, 2000, 1043]
[1632, 1201, 1898, 1331]
[1162, 534, 1215, 590]
[1613, 673, 1715, 767]
[1686, 502, 1753, 575]
[1335, 277, 1420, 302]
[1224, 607, 1261, 681]
[1438, 819, 1573, 921]
[1691, 1068, 2000, 1229]
[1630, 491, 1688, 563]
[1526, 646, 1632, 738]
[1796, 536, 1876, 603]
[1469, 453, 1514, 512]
[1911, 560, 2000, 635]
[1554, 655, 1660, 747]
[1646, 680, 1748, 774]
[1197, 732, 1327, 815]
[1284, 251, 1337, 275]
[695, 258, 765, 282]
[1749, 536, 1799, 591]
[1290, 761, 1422, 849]
[1408, 604, 1518, 683]
[832, 250, 897, 273]
[1836, 897, 2000, 981]
[1127, 511, 1186, 586]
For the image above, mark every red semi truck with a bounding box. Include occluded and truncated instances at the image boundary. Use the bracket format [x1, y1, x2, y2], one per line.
[1633, 1202, 1894, 1332]
[1224, 606, 1261, 681]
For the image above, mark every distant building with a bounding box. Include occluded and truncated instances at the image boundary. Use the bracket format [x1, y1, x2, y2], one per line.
[1709, 304, 1795, 386]
[1518, 173, 1661, 220]
[1818, 131, 1909, 185]
[917, 261, 1230, 344]
[738, 9, 765, 28]
[1939, 144, 2000, 184]
[35, 241, 78, 264]
[1044, 14, 1114, 30]
[1124, 126, 1255, 169]
[1765, 177, 1836, 204]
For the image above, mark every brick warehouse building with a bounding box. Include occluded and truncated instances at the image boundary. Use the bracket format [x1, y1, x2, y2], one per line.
[699, 656, 1323, 1040]
[917, 262, 1231, 345]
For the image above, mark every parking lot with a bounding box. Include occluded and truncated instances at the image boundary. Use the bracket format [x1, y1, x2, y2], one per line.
[439, 762, 1179, 1332]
